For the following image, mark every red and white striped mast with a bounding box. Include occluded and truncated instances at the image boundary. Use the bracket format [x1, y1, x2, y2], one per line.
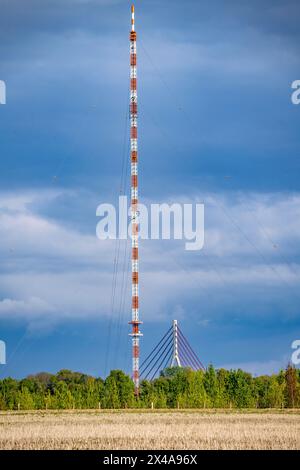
[129, 4, 142, 395]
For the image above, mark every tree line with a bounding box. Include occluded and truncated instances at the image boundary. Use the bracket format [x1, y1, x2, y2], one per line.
[0, 364, 299, 410]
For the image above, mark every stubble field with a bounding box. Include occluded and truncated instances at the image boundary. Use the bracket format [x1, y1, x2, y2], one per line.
[0, 410, 299, 450]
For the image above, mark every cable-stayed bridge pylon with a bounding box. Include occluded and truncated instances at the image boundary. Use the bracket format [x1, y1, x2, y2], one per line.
[140, 320, 205, 381]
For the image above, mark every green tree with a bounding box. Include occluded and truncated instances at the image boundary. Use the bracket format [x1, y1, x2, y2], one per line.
[179, 369, 207, 408]
[152, 376, 168, 408]
[216, 368, 231, 408]
[0, 377, 18, 410]
[139, 380, 154, 408]
[285, 364, 300, 408]
[18, 386, 35, 410]
[203, 364, 218, 407]
[161, 367, 189, 408]
[225, 369, 256, 408]
[104, 374, 120, 408]
[0, 366, 298, 410]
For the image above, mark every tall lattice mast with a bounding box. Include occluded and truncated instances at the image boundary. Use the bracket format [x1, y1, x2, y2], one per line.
[129, 4, 142, 395]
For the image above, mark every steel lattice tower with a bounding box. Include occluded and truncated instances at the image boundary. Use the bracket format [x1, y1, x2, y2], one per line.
[128, 5, 142, 395]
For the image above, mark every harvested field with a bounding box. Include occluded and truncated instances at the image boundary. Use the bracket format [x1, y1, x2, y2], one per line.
[0, 410, 299, 450]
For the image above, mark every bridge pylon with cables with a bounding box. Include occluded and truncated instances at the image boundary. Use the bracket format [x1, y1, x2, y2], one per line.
[139, 320, 205, 382]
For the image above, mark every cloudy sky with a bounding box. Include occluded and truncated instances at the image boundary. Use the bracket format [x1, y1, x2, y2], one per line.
[0, 0, 299, 379]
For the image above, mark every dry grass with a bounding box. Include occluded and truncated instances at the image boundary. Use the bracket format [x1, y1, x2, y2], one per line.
[0, 409, 299, 450]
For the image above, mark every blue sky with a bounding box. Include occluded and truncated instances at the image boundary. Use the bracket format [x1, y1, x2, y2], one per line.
[0, 0, 299, 379]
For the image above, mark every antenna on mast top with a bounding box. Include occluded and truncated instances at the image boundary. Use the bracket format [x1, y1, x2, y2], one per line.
[131, 4, 135, 31]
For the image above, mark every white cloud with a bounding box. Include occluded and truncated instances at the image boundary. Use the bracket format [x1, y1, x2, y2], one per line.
[0, 297, 55, 317]
[0, 188, 299, 331]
